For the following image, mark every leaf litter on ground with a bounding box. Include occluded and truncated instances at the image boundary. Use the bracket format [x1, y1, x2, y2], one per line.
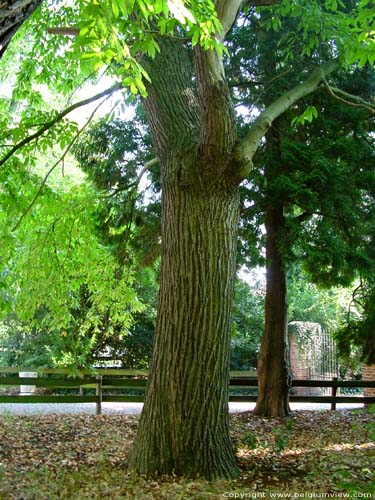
[0, 409, 374, 499]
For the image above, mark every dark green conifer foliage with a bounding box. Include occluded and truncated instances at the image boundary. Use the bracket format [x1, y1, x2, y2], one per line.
[227, 12, 375, 413]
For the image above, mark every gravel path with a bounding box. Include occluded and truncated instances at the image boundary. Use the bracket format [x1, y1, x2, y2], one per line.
[0, 401, 364, 415]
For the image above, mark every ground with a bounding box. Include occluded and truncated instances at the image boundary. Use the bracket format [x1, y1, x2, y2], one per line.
[0, 409, 374, 499]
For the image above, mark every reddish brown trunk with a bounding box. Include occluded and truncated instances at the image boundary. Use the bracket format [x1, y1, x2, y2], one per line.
[253, 112, 292, 418]
[253, 201, 292, 417]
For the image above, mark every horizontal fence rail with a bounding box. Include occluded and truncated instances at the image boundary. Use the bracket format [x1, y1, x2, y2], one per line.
[0, 368, 374, 414]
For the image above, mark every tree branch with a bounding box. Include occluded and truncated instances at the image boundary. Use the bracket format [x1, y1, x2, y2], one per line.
[12, 94, 114, 232]
[104, 157, 159, 199]
[0, 82, 123, 168]
[324, 81, 375, 115]
[215, 0, 246, 40]
[238, 60, 339, 176]
[215, 0, 279, 39]
[135, 157, 158, 185]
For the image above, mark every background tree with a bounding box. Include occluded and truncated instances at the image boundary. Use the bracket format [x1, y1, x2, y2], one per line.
[335, 277, 375, 367]
[0, 109, 263, 371]
[228, 11, 375, 416]
[0, 169, 146, 367]
[231, 277, 265, 370]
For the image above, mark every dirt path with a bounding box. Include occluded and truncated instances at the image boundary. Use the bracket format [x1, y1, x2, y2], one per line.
[0, 401, 364, 415]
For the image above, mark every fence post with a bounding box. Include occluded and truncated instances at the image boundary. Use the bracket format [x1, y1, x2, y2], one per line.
[19, 371, 38, 395]
[95, 375, 102, 415]
[331, 376, 338, 411]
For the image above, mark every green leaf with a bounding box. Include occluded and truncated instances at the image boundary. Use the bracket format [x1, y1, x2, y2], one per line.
[191, 28, 200, 47]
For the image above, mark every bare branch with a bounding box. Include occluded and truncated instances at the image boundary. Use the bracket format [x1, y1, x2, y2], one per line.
[215, 0, 279, 39]
[135, 157, 159, 185]
[238, 60, 339, 176]
[104, 157, 159, 199]
[0, 82, 123, 168]
[12, 94, 114, 232]
[324, 81, 375, 116]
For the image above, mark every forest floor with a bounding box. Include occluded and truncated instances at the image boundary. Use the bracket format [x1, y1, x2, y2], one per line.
[0, 408, 374, 499]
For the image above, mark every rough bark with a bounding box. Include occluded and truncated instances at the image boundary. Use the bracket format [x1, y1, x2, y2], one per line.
[128, 38, 242, 479]
[129, 179, 240, 478]
[0, 0, 42, 57]
[253, 201, 292, 417]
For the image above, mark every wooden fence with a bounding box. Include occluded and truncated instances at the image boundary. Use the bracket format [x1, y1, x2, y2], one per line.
[0, 367, 375, 414]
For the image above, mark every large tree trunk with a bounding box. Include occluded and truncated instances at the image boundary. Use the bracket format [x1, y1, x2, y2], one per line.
[253, 202, 292, 417]
[0, 0, 42, 57]
[129, 176, 240, 478]
[128, 38, 242, 479]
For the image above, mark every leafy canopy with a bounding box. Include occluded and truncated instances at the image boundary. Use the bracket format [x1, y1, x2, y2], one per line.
[2, 0, 375, 368]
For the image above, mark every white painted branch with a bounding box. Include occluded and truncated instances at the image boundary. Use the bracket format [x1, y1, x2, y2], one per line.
[215, 0, 245, 40]
[135, 157, 159, 186]
[239, 60, 339, 174]
[215, 0, 279, 40]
